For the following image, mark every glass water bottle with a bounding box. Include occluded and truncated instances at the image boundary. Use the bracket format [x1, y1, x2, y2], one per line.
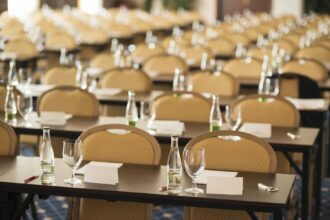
[167, 136, 182, 194]
[7, 59, 18, 86]
[4, 85, 17, 124]
[209, 95, 222, 131]
[40, 127, 55, 184]
[126, 90, 138, 126]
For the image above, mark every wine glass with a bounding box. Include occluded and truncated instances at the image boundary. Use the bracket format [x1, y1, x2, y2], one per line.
[183, 147, 205, 194]
[16, 95, 33, 122]
[63, 139, 83, 185]
[225, 105, 242, 131]
[139, 101, 149, 120]
[18, 68, 32, 86]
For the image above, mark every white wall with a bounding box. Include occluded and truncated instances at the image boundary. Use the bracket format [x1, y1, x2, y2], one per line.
[8, 0, 39, 17]
[79, 0, 103, 14]
[271, 0, 303, 17]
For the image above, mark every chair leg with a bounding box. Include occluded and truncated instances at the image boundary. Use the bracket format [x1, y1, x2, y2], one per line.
[30, 198, 38, 220]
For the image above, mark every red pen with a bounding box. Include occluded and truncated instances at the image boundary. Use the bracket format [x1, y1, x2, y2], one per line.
[24, 175, 39, 184]
[159, 185, 167, 192]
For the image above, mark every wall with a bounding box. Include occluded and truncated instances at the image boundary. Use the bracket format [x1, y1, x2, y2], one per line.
[271, 0, 303, 17]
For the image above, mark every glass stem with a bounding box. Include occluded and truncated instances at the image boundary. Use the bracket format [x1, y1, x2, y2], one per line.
[71, 169, 75, 179]
[192, 176, 197, 189]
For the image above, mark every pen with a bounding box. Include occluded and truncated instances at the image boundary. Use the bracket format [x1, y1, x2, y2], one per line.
[159, 185, 167, 192]
[24, 175, 39, 184]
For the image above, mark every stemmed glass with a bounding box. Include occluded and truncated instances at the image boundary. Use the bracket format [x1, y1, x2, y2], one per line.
[18, 68, 32, 87]
[63, 139, 83, 185]
[183, 147, 205, 194]
[225, 105, 242, 131]
[16, 95, 33, 123]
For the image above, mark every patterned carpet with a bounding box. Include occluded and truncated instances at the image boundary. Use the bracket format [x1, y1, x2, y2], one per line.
[20, 145, 329, 220]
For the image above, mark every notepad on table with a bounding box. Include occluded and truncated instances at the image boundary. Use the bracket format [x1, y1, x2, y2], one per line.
[239, 123, 271, 138]
[76, 161, 123, 175]
[196, 170, 238, 184]
[206, 176, 243, 195]
[147, 120, 185, 136]
[286, 97, 325, 110]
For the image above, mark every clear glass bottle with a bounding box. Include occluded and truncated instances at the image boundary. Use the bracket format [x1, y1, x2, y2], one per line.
[126, 90, 138, 126]
[59, 48, 68, 66]
[258, 55, 270, 96]
[4, 85, 17, 124]
[75, 62, 88, 89]
[209, 95, 222, 131]
[173, 68, 185, 92]
[7, 59, 18, 86]
[167, 136, 182, 194]
[40, 127, 55, 184]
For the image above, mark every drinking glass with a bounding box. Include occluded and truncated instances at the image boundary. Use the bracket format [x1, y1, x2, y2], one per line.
[225, 105, 242, 131]
[139, 101, 149, 120]
[63, 139, 83, 185]
[16, 95, 33, 122]
[18, 68, 32, 87]
[183, 147, 205, 194]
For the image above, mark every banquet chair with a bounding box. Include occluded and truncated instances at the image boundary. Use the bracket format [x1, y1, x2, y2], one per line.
[295, 46, 330, 65]
[190, 71, 239, 97]
[4, 38, 38, 59]
[179, 45, 213, 69]
[184, 130, 277, 220]
[221, 32, 250, 47]
[223, 57, 262, 80]
[37, 86, 99, 157]
[232, 94, 300, 173]
[280, 33, 302, 47]
[0, 119, 17, 156]
[272, 39, 298, 55]
[282, 59, 328, 82]
[150, 91, 211, 123]
[43, 67, 77, 86]
[100, 68, 152, 92]
[74, 124, 161, 220]
[206, 37, 236, 59]
[142, 54, 188, 76]
[247, 47, 273, 61]
[89, 53, 116, 71]
[45, 31, 77, 51]
[131, 43, 166, 64]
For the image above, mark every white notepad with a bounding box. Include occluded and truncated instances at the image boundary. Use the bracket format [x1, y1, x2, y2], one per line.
[206, 176, 243, 195]
[286, 97, 326, 110]
[76, 161, 123, 175]
[196, 170, 238, 184]
[239, 123, 272, 138]
[147, 120, 185, 136]
[94, 88, 122, 96]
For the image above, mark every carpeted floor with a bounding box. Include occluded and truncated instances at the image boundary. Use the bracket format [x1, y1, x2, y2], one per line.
[21, 145, 330, 220]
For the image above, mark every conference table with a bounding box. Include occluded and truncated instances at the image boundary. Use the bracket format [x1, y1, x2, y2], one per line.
[7, 114, 319, 220]
[0, 156, 295, 220]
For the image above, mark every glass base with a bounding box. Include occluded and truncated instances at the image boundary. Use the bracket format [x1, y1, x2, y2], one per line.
[185, 187, 204, 194]
[64, 177, 82, 185]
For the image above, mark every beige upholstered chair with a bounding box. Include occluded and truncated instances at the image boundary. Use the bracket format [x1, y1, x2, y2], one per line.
[151, 91, 212, 123]
[282, 59, 327, 82]
[190, 71, 239, 97]
[295, 46, 330, 65]
[131, 44, 166, 64]
[74, 124, 161, 220]
[223, 57, 262, 80]
[207, 38, 236, 58]
[232, 94, 300, 173]
[43, 67, 77, 86]
[89, 53, 116, 71]
[280, 34, 302, 47]
[272, 39, 298, 55]
[0, 120, 17, 156]
[221, 32, 250, 47]
[142, 55, 188, 76]
[45, 31, 77, 50]
[184, 130, 277, 220]
[247, 47, 272, 61]
[99, 68, 152, 92]
[4, 38, 38, 59]
[179, 46, 213, 68]
[79, 28, 108, 45]
[37, 86, 99, 117]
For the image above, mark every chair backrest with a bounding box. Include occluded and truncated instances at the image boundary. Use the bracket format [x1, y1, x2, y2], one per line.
[142, 54, 188, 76]
[179, 45, 213, 68]
[282, 59, 327, 82]
[223, 57, 262, 80]
[232, 94, 300, 127]
[4, 38, 38, 58]
[186, 130, 277, 173]
[207, 37, 236, 58]
[78, 124, 161, 165]
[43, 67, 77, 86]
[0, 120, 17, 156]
[0, 84, 23, 112]
[99, 68, 152, 92]
[272, 39, 297, 55]
[45, 31, 77, 50]
[79, 28, 108, 44]
[247, 47, 272, 61]
[190, 71, 239, 97]
[151, 91, 212, 123]
[280, 33, 302, 47]
[295, 46, 330, 64]
[89, 53, 116, 71]
[131, 44, 166, 64]
[37, 86, 99, 117]
[221, 32, 250, 46]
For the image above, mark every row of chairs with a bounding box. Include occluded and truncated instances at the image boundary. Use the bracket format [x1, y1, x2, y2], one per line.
[0, 115, 280, 220]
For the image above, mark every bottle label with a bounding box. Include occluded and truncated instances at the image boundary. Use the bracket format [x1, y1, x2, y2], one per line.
[128, 120, 136, 127]
[210, 124, 220, 132]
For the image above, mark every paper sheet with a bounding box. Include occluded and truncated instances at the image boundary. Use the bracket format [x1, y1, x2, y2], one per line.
[76, 161, 123, 175]
[206, 176, 243, 195]
[196, 170, 238, 184]
[239, 123, 272, 138]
